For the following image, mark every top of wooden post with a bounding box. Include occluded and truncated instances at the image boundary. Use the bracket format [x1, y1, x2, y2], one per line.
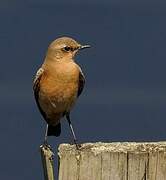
[58, 141, 166, 156]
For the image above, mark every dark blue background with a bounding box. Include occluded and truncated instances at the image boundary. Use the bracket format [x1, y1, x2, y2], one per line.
[1, 0, 166, 179]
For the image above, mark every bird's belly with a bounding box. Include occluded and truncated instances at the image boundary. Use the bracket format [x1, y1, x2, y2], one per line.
[39, 82, 78, 118]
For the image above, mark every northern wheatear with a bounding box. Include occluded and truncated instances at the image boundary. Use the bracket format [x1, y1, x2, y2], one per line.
[33, 37, 90, 145]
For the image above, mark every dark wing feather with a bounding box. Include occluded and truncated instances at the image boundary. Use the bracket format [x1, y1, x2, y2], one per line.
[33, 68, 47, 120]
[77, 69, 85, 97]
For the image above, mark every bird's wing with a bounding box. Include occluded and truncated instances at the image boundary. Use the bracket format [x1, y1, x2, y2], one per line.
[33, 68, 47, 119]
[77, 68, 85, 97]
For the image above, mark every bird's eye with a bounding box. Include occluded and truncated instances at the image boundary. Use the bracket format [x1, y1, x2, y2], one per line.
[64, 46, 71, 52]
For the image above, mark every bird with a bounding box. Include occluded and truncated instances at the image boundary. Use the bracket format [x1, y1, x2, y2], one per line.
[33, 37, 90, 146]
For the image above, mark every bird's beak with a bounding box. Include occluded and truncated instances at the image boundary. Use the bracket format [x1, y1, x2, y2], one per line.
[79, 45, 91, 50]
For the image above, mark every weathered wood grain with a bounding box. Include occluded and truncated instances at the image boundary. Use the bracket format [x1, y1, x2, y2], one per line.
[58, 142, 166, 180]
[40, 144, 55, 180]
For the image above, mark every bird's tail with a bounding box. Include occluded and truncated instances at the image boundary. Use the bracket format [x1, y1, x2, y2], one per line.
[47, 123, 61, 136]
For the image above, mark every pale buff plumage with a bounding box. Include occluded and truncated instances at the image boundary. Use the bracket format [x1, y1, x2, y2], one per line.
[39, 60, 80, 125]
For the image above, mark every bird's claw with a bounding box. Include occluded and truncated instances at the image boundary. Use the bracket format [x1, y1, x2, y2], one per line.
[72, 139, 81, 150]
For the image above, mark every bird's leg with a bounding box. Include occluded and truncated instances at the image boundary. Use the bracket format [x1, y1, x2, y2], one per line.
[43, 124, 48, 146]
[66, 113, 80, 149]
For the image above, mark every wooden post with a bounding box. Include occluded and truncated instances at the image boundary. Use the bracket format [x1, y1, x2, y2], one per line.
[58, 142, 166, 180]
[40, 144, 55, 180]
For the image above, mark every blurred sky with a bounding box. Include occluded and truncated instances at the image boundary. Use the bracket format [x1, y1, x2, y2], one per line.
[1, 0, 166, 179]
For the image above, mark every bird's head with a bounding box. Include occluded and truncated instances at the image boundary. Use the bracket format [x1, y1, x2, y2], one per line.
[46, 37, 90, 61]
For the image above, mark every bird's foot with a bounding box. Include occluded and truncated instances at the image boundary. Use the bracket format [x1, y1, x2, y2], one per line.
[42, 139, 50, 148]
[73, 139, 81, 150]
